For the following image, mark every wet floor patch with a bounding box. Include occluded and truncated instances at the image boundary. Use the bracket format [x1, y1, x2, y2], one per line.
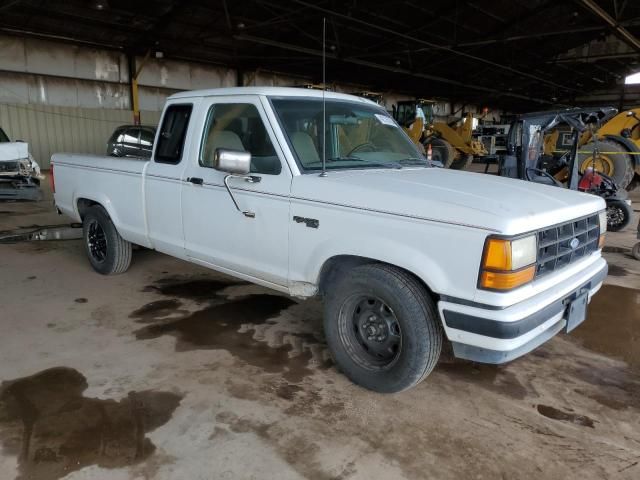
[607, 264, 628, 277]
[130, 299, 185, 322]
[134, 294, 313, 382]
[536, 404, 595, 428]
[141, 278, 243, 301]
[573, 285, 640, 371]
[134, 278, 322, 383]
[435, 361, 528, 400]
[0, 224, 82, 244]
[0, 367, 181, 480]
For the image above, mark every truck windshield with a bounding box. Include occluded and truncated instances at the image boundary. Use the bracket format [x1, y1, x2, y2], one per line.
[270, 98, 428, 172]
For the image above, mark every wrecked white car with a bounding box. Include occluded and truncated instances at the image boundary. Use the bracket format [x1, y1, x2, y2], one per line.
[0, 127, 43, 201]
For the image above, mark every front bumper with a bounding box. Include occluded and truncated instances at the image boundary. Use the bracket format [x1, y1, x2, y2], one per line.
[438, 257, 607, 364]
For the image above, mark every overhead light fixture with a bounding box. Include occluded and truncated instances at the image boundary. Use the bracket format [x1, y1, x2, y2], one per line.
[92, 0, 109, 10]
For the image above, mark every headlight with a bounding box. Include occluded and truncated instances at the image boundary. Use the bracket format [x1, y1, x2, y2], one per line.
[598, 210, 607, 249]
[479, 235, 537, 291]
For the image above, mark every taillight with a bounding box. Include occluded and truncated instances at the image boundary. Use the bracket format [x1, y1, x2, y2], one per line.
[49, 163, 55, 193]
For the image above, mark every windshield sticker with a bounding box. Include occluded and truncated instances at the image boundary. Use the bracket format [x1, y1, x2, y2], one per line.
[375, 114, 397, 127]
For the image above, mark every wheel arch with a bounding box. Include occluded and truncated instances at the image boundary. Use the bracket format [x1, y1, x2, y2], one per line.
[317, 254, 440, 302]
[75, 194, 120, 226]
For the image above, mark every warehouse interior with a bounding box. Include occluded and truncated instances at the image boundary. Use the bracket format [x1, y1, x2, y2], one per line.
[0, 1, 639, 479]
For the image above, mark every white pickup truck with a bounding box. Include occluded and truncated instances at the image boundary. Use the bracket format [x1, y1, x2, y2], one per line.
[53, 87, 608, 393]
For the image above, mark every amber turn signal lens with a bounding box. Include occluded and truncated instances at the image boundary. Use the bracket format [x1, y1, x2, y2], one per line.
[483, 238, 512, 270]
[598, 234, 605, 249]
[480, 265, 536, 291]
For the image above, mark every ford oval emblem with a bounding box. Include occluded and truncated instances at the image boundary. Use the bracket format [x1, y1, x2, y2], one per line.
[569, 238, 580, 249]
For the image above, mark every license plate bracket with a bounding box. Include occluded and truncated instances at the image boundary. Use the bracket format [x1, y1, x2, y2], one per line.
[565, 291, 588, 333]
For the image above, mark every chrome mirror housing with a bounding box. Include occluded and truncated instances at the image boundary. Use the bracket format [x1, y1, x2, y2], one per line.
[214, 148, 251, 175]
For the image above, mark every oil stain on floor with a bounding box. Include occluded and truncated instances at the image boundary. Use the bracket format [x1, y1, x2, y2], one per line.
[133, 279, 317, 383]
[574, 284, 640, 371]
[0, 367, 182, 480]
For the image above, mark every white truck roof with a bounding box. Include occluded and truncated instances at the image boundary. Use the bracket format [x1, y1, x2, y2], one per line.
[168, 86, 378, 105]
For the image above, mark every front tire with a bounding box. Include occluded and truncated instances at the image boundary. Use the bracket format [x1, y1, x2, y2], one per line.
[606, 199, 632, 232]
[83, 205, 132, 275]
[324, 263, 442, 393]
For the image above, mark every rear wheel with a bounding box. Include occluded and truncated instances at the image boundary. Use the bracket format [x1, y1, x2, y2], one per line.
[83, 205, 132, 275]
[424, 137, 456, 168]
[324, 263, 442, 393]
[578, 139, 634, 191]
[606, 199, 632, 232]
[450, 153, 474, 170]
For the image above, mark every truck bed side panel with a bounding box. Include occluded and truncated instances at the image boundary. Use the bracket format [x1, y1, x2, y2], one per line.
[52, 154, 150, 247]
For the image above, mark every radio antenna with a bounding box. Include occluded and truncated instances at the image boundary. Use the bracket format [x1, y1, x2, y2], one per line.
[320, 17, 328, 177]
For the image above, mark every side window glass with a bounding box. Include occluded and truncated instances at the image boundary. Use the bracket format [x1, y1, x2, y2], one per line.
[155, 104, 192, 164]
[140, 129, 155, 147]
[124, 128, 139, 144]
[200, 103, 281, 175]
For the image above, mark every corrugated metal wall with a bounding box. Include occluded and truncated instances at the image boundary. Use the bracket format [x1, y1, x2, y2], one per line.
[0, 103, 161, 169]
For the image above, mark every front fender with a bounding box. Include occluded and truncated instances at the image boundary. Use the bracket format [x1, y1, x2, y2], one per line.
[289, 213, 488, 301]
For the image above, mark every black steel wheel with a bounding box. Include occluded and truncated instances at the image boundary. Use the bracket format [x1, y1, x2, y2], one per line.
[606, 199, 632, 232]
[324, 263, 442, 393]
[340, 294, 402, 369]
[82, 205, 132, 275]
[86, 219, 107, 263]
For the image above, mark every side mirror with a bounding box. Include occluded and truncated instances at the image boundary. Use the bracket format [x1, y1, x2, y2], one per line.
[213, 148, 251, 175]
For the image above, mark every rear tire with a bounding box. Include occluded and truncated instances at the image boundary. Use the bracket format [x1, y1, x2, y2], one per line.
[579, 139, 634, 191]
[82, 205, 132, 275]
[606, 199, 632, 232]
[323, 263, 442, 393]
[424, 137, 456, 168]
[450, 153, 474, 170]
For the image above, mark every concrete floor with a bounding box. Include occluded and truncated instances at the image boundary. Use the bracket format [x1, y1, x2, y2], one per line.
[0, 180, 639, 480]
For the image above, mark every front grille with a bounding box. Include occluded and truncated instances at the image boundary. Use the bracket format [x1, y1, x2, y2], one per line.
[535, 214, 600, 278]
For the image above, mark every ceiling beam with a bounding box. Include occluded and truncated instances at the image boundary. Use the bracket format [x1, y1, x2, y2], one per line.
[289, 0, 581, 93]
[577, 0, 640, 52]
[234, 33, 561, 105]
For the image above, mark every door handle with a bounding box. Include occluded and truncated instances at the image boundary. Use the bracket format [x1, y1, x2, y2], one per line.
[186, 177, 203, 185]
[244, 175, 261, 183]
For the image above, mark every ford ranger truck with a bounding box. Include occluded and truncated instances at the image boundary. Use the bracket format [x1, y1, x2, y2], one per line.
[52, 87, 608, 393]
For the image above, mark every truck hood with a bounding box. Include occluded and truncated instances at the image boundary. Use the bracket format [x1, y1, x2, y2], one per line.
[291, 167, 605, 234]
[0, 142, 28, 161]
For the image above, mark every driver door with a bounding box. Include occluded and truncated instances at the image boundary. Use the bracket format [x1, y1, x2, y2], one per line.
[181, 96, 292, 289]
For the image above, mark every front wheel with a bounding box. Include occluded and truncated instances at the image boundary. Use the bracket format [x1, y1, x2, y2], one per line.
[606, 199, 632, 232]
[632, 242, 640, 261]
[323, 263, 443, 393]
[82, 205, 132, 275]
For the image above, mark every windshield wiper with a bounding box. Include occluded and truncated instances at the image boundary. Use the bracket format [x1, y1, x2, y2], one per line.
[310, 157, 401, 169]
[396, 157, 429, 166]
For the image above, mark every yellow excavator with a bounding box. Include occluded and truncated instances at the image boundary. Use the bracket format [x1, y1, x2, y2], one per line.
[392, 100, 487, 169]
[545, 108, 640, 191]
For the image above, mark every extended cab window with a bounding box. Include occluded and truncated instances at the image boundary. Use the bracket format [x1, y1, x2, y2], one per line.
[155, 104, 192, 164]
[200, 103, 281, 175]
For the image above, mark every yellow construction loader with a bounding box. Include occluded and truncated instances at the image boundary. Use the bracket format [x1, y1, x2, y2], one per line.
[392, 100, 487, 169]
[545, 108, 640, 190]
